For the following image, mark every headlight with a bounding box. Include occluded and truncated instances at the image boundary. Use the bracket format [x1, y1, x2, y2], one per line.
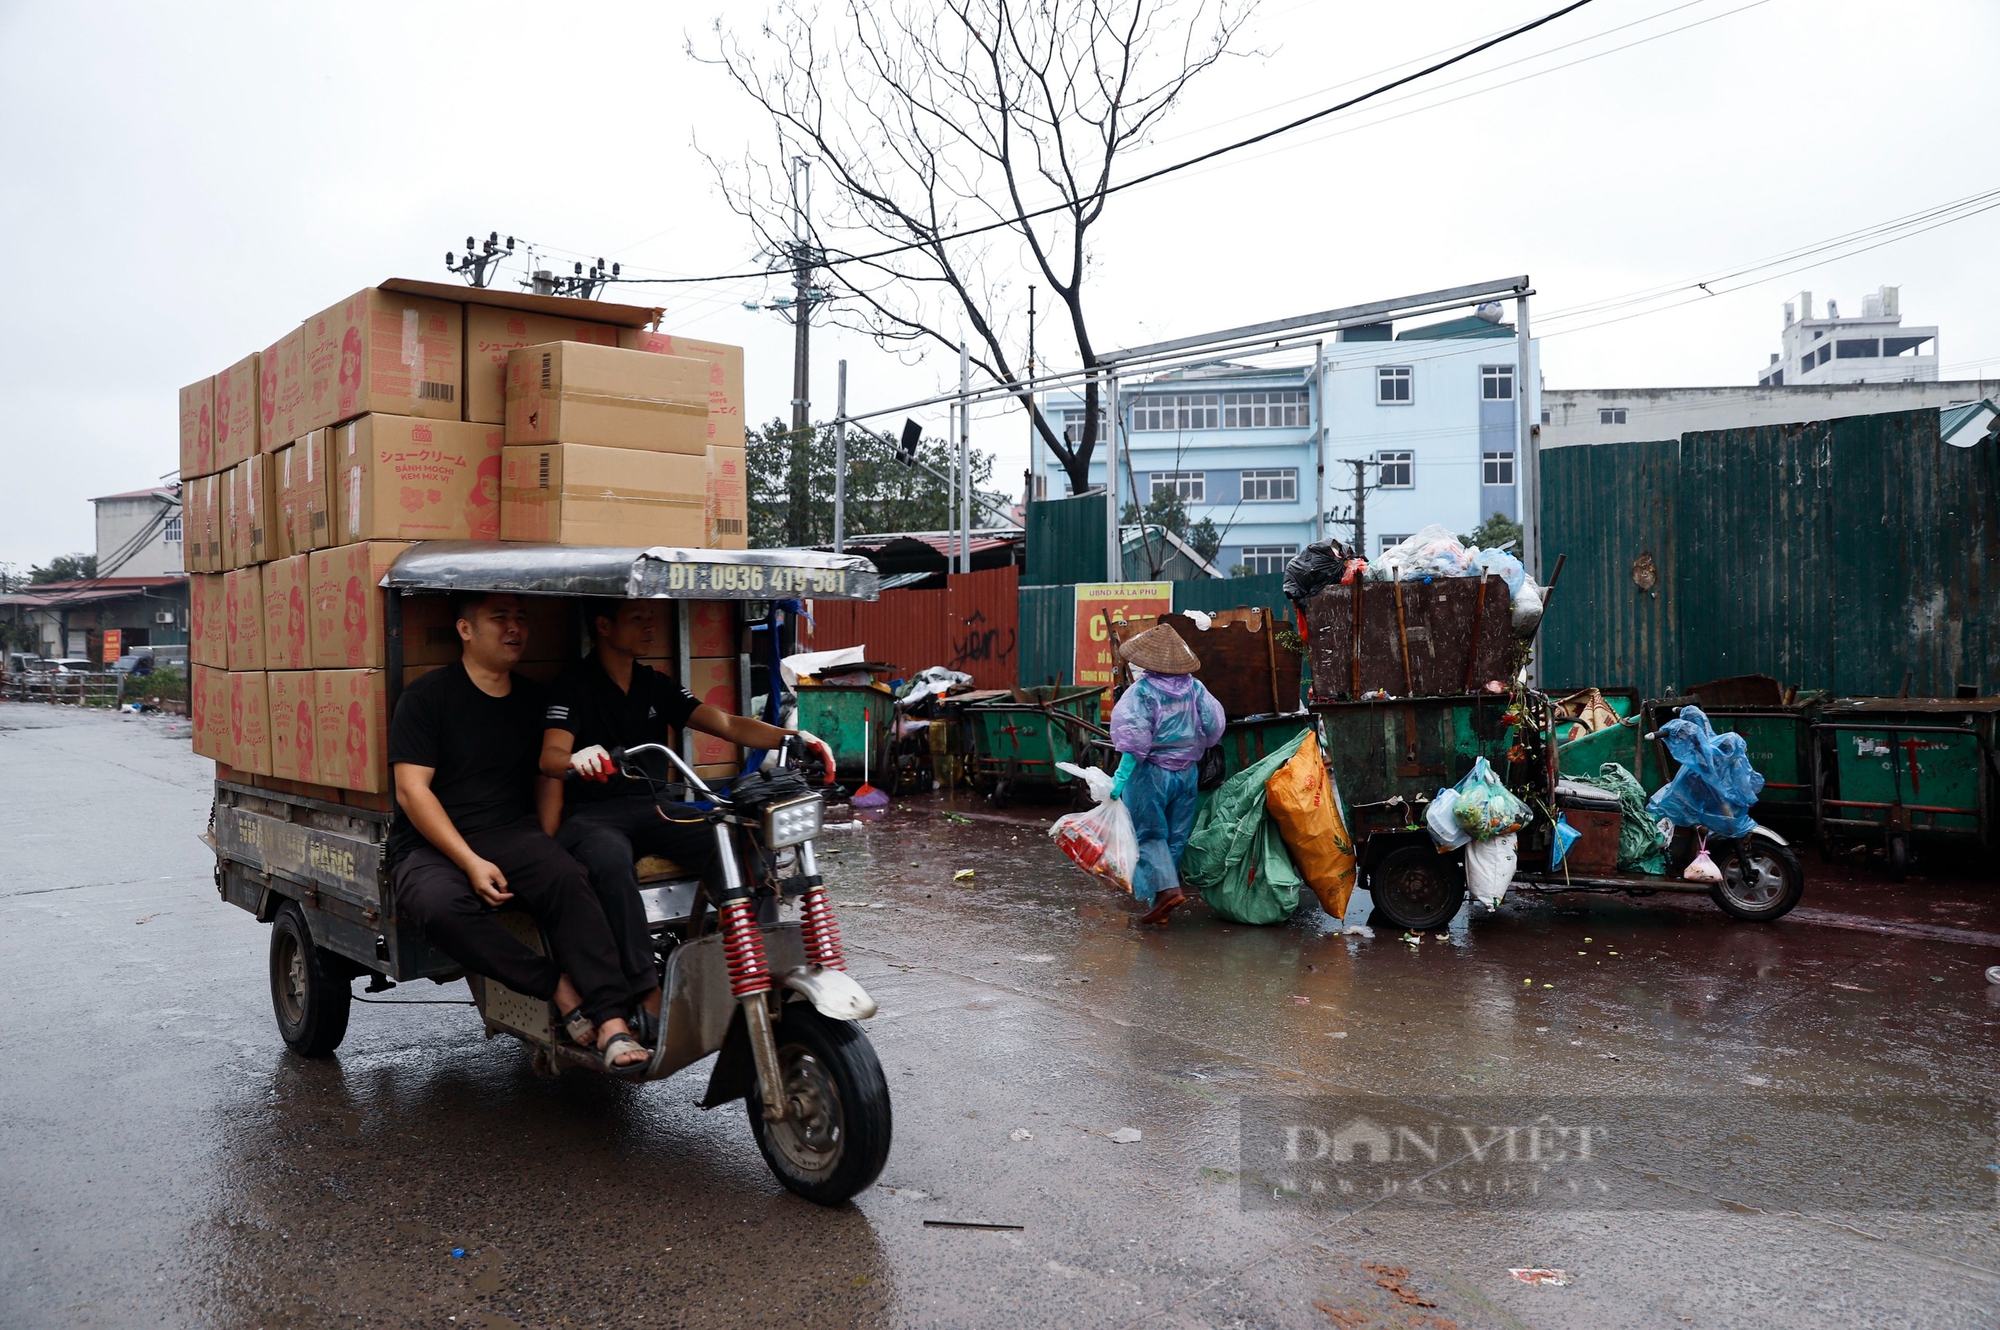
[764, 795, 824, 848]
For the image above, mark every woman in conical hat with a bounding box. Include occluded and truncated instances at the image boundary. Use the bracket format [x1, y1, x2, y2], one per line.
[1110, 625, 1226, 925]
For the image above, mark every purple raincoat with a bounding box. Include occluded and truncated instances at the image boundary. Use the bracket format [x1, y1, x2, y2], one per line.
[1110, 672, 1226, 771]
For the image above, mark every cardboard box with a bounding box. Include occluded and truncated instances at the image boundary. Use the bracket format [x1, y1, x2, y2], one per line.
[280, 429, 332, 554]
[619, 331, 745, 447]
[189, 573, 228, 667]
[302, 288, 463, 433]
[333, 414, 504, 543]
[228, 453, 279, 565]
[315, 669, 389, 793]
[214, 353, 261, 472]
[181, 478, 208, 572]
[262, 554, 313, 669]
[228, 670, 273, 776]
[705, 444, 747, 549]
[267, 670, 320, 784]
[504, 342, 708, 453]
[499, 443, 706, 546]
[191, 665, 228, 760]
[261, 326, 306, 452]
[687, 599, 737, 657]
[687, 656, 741, 767]
[309, 541, 408, 669]
[402, 591, 570, 665]
[465, 304, 620, 425]
[225, 566, 266, 671]
[179, 377, 215, 480]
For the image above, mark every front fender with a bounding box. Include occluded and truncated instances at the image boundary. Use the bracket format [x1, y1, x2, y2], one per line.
[783, 964, 879, 1021]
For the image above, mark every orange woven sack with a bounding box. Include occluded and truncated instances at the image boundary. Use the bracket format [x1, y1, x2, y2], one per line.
[1262, 729, 1358, 918]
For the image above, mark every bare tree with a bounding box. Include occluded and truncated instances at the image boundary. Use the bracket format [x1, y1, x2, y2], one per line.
[696, 0, 1256, 497]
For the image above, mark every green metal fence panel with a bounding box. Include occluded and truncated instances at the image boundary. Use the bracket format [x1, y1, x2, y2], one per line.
[1017, 583, 1077, 687]
[1023, 497, 1106, 587]
[1831, 408, 2000, 696]
[1679, 420, 1837, 691]
[1539, 438, 1681, 697]
[1171, 574, 1290, 618]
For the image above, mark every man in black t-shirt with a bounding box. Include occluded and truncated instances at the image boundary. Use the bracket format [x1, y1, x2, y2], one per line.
[389, 591, 648, 1072]
[539, 599, 829, 1022]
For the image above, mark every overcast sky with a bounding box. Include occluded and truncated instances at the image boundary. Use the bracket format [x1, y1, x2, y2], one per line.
[2, 0, 1994, 570]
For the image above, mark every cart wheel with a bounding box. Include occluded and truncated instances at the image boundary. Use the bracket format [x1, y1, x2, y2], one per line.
[1886, 835, 1910, 882]
[993, 779, 1012, 809]
[269, 900, 352, 1057]
[748, 1004, 893, 1206]
[1711, 837, 1806, 921]
[1368, 846, 1467, 932]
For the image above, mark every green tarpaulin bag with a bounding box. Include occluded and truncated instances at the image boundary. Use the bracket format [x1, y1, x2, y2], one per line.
[1180, 733, 1305, 925]
[1595, 761, 1669, 875]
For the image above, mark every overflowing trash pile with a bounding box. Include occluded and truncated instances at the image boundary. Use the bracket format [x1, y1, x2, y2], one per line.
[1423, 756, 1531, 907]
[1286, 523, 1546, 636]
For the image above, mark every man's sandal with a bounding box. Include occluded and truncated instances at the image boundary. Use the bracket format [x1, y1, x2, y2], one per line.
[561, 1008, 596, 1047]
[600, 1031, 650, 1077]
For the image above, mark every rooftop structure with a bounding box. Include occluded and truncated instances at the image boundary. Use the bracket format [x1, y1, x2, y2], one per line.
[1759, 286, 1937, 387]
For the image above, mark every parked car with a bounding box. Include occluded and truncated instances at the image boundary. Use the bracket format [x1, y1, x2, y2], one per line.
[52, 658, 97, 674]
[111, 654, 154, 675]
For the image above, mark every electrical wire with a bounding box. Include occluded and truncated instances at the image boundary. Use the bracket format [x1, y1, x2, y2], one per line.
[604, 0, 1602, 288]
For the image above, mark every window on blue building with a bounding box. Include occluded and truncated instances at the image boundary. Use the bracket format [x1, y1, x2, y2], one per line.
[1239, 468, 1297, 502]
[1061, 408, 1107, 446]
[1149, 471, 1205, 503]
[1482, 451, 1514, 485]
[1132, 393, 1218, 431]
[1376, 451, 1413, 488]
[1238, 545, 1298, 576]
[1221, 391, 1307, 427]
[1377, 366, 1413, 404]
[1481, 365, 1514, 400]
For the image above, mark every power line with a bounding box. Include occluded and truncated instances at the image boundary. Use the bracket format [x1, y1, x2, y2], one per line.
[605, 0, 1601, 289]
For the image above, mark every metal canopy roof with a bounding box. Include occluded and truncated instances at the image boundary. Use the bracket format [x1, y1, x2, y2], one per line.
[382, 543, 881, 601]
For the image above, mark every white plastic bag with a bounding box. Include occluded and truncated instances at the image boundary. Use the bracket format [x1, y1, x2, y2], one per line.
[1682, 830, 1722, 883]
[1425, 789, 1471, 850]
[1050, 763, 1138, 894]
[1465, 831, 1518, 908]
[1511, 578, 1545, 637]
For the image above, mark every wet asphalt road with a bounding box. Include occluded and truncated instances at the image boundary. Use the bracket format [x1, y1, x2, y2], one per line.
[3, 701, 1998, 1329]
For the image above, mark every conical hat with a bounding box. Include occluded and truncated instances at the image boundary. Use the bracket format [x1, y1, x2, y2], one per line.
[1118, 624, 1200, 675]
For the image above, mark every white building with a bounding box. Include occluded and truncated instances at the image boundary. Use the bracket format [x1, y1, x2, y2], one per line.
[1038, 307, 1538, 566]
[92, 486, 183, 577]
[1758, 286, 1937, 386]
[1541, 379, 2000, 451]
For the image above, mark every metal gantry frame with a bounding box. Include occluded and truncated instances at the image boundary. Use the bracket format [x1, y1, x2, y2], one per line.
[825, 275, 1537, 583]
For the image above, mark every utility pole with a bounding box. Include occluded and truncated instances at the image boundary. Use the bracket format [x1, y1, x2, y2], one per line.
[1104, 371, 1122, 582]
[834, 359, 847, 553]
[1312, 339, 1326, 544]
[1025, 285, 1038, 506]
[1514, 291, 1537, 581]
[959, 340, 972, 575]
[789, 157, 814, 436]
[1336, 457, 1371, 556]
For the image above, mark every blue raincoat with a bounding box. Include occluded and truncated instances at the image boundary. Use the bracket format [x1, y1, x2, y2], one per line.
[1110, 673, 1227, 904]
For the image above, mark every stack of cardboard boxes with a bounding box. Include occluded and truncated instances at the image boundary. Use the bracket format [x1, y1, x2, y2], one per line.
[182, 280, 751, 804]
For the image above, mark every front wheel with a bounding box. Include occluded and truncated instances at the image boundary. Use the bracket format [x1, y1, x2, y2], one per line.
[748, 1004, 893, 1206]
[269, 901, 352, 1056]
[1368, 845, 1467, 932]
[1711, 836, 1805, 921]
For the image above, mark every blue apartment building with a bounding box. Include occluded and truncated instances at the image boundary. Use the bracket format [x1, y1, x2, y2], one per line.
[1038, 309, 1539, 571]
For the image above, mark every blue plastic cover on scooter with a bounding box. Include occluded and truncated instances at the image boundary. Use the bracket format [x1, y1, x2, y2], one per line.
[1645, 705, 1766, 837]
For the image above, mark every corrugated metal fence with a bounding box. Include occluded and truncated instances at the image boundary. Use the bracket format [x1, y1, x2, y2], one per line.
[1014, 575, 1294, 688]
[803, 566, 1020, 689]
[1541, 407, 1999, 696]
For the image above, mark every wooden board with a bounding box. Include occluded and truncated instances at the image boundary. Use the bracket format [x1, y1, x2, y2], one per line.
[1303, 574, 1514, 700]
[1107, 609, 1302, 719]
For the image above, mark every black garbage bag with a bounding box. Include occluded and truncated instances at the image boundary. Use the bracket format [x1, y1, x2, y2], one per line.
[1282, 537, 1354, 606]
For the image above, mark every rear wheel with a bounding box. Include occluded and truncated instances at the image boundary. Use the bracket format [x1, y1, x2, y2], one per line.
[269, 901, 352, 1056]
[1368, 845, 1467, 932]
[1711, 836, 1805, 921]
[748, 1004, 893, 1206]
[1886, 834, 1911, 882]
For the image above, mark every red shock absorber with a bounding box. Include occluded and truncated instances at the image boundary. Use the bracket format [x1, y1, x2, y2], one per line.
[717, 897, 772, 997]
[796, 886, 847, 971]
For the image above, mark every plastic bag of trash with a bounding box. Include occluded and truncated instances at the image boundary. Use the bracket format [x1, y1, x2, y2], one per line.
[1368, 524, 1479, 582]
[1550, 813, 1581, 867]
[1473, 546, 1527, 599]
[1646, 705, 1765, 837]
[1596, 761, 1669, 874]
[1282, 537, 1355, 605]
[1262, 730, 1358, 919]
[1049, 763, 1138, 894]
[1451, 757, 1531, 839]
[1682, 830, 1723, 882]
[1465, 831, 1518, 908]
[1180, 735, 1305, 925]
[1425, 789, 1472, 850]
[1510, 577, 1545, 637]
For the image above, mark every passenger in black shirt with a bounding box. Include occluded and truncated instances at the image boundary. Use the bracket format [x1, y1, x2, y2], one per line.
[539, 599, 830, 1026]
[389, 591, 648, 1073]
